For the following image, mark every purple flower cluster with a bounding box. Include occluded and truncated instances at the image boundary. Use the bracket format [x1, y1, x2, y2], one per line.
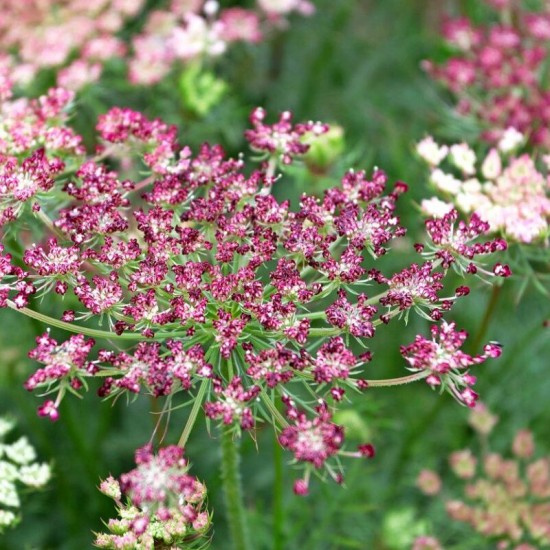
[401, 321, 502, 407]
[25, 332, 96, 420]
[0, 91, 507, 491]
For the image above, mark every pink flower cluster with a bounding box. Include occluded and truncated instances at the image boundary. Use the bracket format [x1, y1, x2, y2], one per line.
[425, 1, 550, 147]
[24, 332, 96, 420]
[128, 1, 261, 86]
[0, 79, 83, 155]
[0, 1, 314, 91]
[279, 396, 375, 495]
[418, 405, 550, 549]
[418, 135, 550, 244]
[246, 107, 329, 165]
[0, 0, 141, 90]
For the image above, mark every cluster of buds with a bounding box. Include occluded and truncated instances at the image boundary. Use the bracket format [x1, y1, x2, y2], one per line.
[0, 417, 51, 534]
[0, 72, 508, 492]
[417, 404, 550, 549]
[424, 1, 550, 148]
[417, 133, 550, 245]
[95, 444, 210, 549]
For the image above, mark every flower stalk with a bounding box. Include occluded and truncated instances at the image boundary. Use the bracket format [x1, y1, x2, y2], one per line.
[221, 428, 251, 550]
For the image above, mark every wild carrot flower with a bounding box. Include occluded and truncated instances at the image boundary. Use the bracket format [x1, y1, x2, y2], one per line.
[425, 1, 550, 148]
[419, 405, 550, 549]
[418, 135, 550, 245]
[0, 99, 506, 498]
[401, 321, 502, 407]
[0, 0, 138, 90]
[96, 444, 210, 549]
[0, 417, 51, 534]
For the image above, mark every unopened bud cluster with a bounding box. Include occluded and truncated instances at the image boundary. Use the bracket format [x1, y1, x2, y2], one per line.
[95, 445, 210, 549]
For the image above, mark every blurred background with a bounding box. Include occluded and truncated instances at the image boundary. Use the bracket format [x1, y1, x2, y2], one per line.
[1, 0, 549, 548]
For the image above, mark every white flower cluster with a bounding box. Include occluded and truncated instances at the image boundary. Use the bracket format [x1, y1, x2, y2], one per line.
[0, 417, 51, 533]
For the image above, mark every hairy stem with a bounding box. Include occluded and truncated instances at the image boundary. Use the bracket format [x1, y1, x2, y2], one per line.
[221, 429, 251, 550]
[273, 429, 285, 550]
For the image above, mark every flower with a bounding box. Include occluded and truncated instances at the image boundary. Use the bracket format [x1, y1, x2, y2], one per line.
[96, 445, 210, 548]
[416, 470, 442, 496]
[401, 321, 502, 407]
[426, 3, 550, 149]
[1, 103, 505, 498]
[0, 417, 50, 534]
[245, 107, 329, 165]
[424, 425, 550, 548]
[419, 136, 550, 244]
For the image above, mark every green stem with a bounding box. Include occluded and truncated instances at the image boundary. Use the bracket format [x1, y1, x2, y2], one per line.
[365, 370, 429, 387]
[177, 379, 209, 448]
[7, 301, 146, 341]
[470, 284, 501, 353]
[307, 327, 340, 337]
[383, 283, 503, 505]
[221, 429, 251, 550]
[266, 156, 278, 180]
[296, 310, 326, 320]
[7, 301, 205, 343]
[34, 208, 68, 241]
[260, 392, 288, 428]
[273, 429, 285, 550]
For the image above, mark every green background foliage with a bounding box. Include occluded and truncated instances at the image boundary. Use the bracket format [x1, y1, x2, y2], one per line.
[1, 1, 549, 548]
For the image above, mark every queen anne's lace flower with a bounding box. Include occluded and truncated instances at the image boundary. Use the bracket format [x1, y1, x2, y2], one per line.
[96, 445, 210, 548]
[0, 96, 505, 495]
[419, 135, 550, 244]
[425, 1, 550, 148]
[0, 418, 50, 534]
[419, 406, 550, 549]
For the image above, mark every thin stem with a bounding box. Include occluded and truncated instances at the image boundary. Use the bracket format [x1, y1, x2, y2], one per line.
[296, 310, 326, 320]
[383, 283, 502, 505]
[177, 379, 209, 448]
[220, 429, 251, 550]
[365, 370, 429, 388]
[132, 175, 155, 193]
[260, 392, 289, 428]
[307, 327, 340, 337]
[34, 208, 67, 241]
[7, 301, 144, 340]
[470, 284, 501, 353]
[7, 301, 203, 342]
[265, 157, 278, 180]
